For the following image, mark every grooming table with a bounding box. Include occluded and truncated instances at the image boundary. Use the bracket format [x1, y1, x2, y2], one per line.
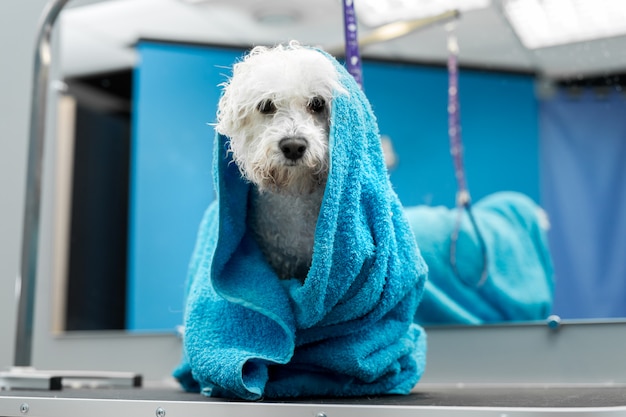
[7, 4, 626, 417]
[2, 384, 626, 416]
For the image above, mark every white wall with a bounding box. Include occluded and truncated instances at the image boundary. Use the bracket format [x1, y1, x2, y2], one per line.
[0, 0, 50, 371]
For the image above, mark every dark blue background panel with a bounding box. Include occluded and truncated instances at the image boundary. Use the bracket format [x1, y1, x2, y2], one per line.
[540, 89, 626, 319]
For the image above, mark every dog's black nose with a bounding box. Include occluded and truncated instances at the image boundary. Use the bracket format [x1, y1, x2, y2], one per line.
[279, 137, 307, 161]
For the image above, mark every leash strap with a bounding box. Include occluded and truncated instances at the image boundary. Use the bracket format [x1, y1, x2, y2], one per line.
[447, 31, 469, 204]
[343, 0, 363, 88]
[339, 8, 487, 286]
[447, 26, 489, 287]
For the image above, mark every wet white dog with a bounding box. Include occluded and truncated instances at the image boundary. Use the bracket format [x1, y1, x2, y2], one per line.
[216, 42, 346, 281]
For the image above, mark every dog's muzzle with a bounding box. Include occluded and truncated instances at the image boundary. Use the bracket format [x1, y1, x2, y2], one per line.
[279, 137, 308, 161]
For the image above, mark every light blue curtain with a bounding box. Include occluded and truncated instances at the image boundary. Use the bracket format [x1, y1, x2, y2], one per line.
[540, 89, 626, 319]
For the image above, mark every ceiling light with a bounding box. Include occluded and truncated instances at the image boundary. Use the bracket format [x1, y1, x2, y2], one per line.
[354, 0, 490, 27]
[177, 0, 212, 4]
[254, 9, 300, 26]
[503, 0, 626, 49]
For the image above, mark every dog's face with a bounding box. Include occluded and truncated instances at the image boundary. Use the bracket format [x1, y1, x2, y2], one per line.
[216, 44, 345, 196]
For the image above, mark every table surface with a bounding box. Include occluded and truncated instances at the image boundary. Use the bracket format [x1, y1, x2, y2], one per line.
[2, 384, 626, 408]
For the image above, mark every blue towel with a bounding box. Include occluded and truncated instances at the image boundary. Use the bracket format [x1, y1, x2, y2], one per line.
[407, 192, 554, 325]
[173, 48, 428, 400]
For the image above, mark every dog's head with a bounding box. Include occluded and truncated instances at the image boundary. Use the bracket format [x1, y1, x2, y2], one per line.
[216, 42, 346, 196]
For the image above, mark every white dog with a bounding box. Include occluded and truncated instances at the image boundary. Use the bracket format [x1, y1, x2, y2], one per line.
[216, 42, 347, 281]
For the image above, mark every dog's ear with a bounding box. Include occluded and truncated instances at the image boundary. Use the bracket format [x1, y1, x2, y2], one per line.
[216, 90, 253, 138]
[216, 57, 260, 137]
[216, 86, 241, 137]
[215, 90, 232, 136]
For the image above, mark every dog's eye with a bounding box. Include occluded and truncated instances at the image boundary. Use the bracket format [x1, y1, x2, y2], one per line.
[307, 96, 326, 113]
[257, 99, 276, 115]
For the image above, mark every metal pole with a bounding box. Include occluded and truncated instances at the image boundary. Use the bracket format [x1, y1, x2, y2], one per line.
[4, 0, 143, 389]
[14, 0, 70, 367]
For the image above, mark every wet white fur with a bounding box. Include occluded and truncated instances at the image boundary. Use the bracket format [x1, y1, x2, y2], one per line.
[216, 42, 347, 281]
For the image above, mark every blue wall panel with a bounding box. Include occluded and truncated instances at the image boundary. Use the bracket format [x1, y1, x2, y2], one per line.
[362, 61, 539, 208]
[127, 43, 539, 331]
[127, 42, 242, 331]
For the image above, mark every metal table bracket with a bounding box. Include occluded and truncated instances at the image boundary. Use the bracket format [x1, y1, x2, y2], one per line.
[0, 368, 141, 391]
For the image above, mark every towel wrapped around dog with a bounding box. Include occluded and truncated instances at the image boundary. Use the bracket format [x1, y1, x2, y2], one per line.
[408, 192, 554, 325]
[173, 48, 428, 400]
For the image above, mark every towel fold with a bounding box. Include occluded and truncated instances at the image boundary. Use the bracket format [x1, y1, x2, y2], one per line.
[173, 47, 428, 400]
[407, 192, 554, 325]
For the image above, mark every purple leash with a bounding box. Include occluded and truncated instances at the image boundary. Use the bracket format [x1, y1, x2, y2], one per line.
[447, 27, 489, 287]
[340, 6, 486, 285]
[343, 0, 363, 88]
[447, 32, 469, 204]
